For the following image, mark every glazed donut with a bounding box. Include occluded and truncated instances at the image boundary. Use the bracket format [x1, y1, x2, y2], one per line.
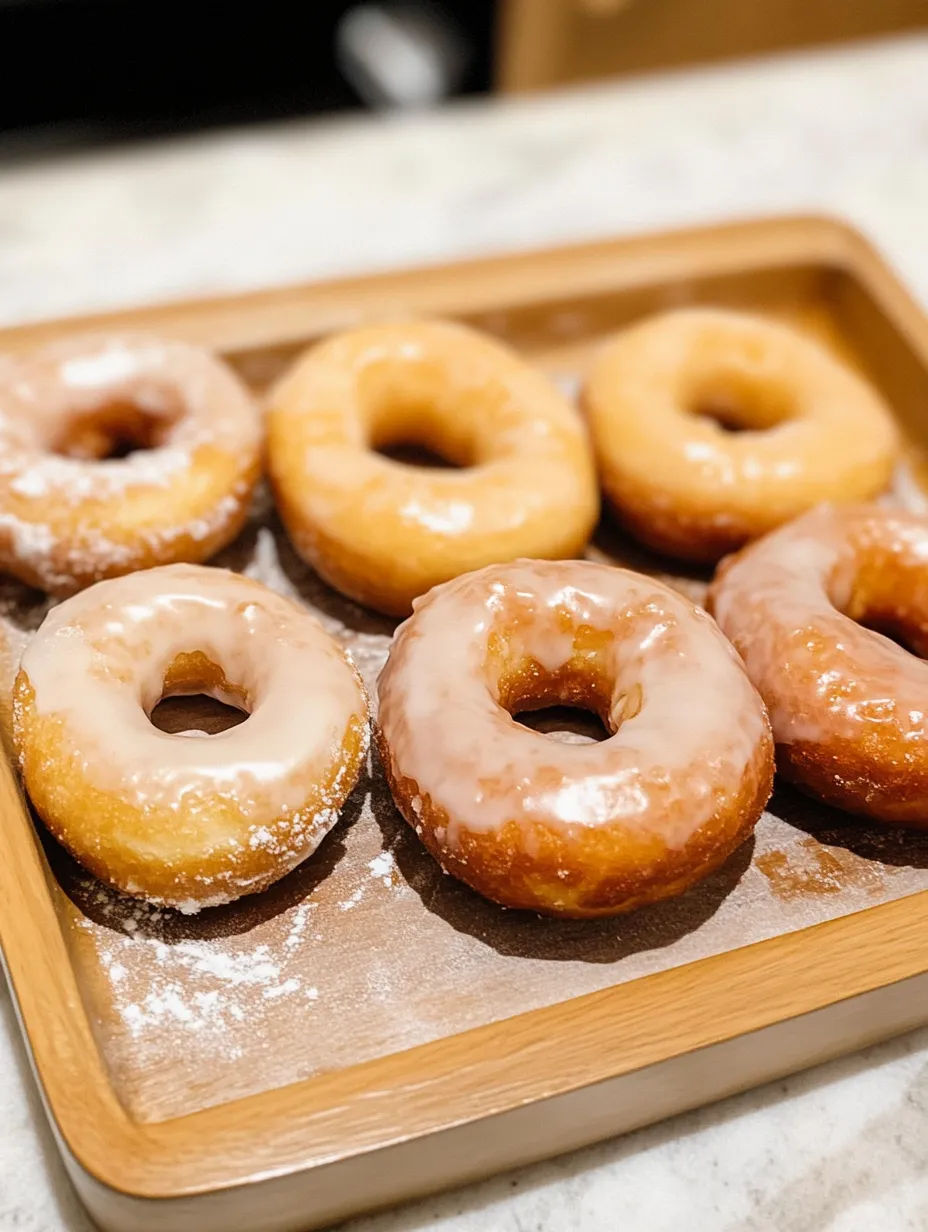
[710, 503, 928, 825]
[0, 334, 261, 596]
[266, 319, 599, 616]
[377, 559, 773, 917]
[584, 308, 898, 563]
[14, 564, 369, 911]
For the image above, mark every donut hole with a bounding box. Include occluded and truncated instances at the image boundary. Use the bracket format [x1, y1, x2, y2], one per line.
[846, 600, 928, 659]
[375, 441, 459, 470]
[49, 399, 181, 461]
[362, 373, 481, 469]
[370, 412, 474, 470]
[858, 619, 928, 658]
[838, 566, 928, 659]
[150, 694, 249, 736]
[690, 399, 755, 434]
[149, 651, 251, 737]
[688, 370, 798, 434]
[514, 705, 610, 745]
[497, 654, 619, 745]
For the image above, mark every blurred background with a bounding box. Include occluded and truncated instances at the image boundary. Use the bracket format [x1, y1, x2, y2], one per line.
[2, 3, 928, 328]
[3, 0, 928, 152]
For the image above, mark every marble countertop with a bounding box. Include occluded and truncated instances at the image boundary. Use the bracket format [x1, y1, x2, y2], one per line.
[2, 30, 928, 1232]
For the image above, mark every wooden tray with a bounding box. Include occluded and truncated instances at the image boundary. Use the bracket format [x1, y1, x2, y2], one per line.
[3, 215, 928, 1232]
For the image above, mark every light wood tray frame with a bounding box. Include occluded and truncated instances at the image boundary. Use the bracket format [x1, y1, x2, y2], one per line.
[2, 216, 928, 1232]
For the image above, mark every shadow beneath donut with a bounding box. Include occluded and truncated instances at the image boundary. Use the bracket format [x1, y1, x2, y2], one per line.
[39, 768, 370, 943]
[770, 782, 928, 870]
[367, 745, 756, 965]
[0, 575, 55, 635]
[585, 512, 714, 606]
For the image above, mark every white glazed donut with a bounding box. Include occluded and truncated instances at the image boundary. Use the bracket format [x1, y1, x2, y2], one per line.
[14, 564, 369, 911]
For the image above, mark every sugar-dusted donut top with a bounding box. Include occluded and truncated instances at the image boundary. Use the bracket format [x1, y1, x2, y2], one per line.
[0, 332, 259, 502]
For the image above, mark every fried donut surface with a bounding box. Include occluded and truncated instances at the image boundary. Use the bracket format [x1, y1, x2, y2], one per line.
[377, 559, 773, 917]
[0, 334, 261, 595]
[584, 308, 897, 562]
[14, 564, 369, 911]
[710, 504, 928, 824]
[266, 319, 599, 616]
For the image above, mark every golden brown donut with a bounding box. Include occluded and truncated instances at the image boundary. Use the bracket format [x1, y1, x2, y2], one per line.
[709, 504, 928, 825]
[377, 559, 773, 917]
[14, 564, 369, 911]
[584, 308, 898, 563]
[266, 319, 599, 616]
[0, 333, 261, 596]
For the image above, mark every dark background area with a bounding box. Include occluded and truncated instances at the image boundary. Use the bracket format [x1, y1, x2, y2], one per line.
[0, 0, 496, 149]
[3, 0, 926, 158]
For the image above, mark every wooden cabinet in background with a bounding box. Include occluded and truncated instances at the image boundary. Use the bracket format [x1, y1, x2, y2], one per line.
[497, 0, 928, 92]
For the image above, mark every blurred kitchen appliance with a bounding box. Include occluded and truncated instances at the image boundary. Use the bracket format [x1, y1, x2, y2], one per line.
[336, 4, 470, 108]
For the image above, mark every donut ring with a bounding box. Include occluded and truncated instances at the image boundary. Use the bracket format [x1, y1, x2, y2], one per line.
[710, 504, 928, 826]
[267, 320, 599, 616]
[377, 559, 773, 917]
[14, 564, 369, 911]
[0, 334, 261, 596]
[584, 308, 898, 563]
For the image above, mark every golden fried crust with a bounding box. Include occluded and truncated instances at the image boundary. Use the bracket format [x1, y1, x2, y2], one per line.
[377, 723, 772, 918]
[15, 674, 369, 908]
[778, 739, 928, 826]
[376, 559, 774, 918]
[2, 447, 260, 598]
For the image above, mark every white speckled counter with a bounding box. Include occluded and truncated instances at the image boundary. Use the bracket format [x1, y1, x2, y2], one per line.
[2, 31, 928, 1232]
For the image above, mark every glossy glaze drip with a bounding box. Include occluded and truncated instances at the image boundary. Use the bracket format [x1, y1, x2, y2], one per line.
[378, 559, 768, 851]
[710, 503, 928, 750]
[19, 564, 368, 816]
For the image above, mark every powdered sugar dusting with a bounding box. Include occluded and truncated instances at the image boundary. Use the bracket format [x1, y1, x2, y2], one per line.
[100, 935, 305, 1037]
[60, 347, 149, 389]
[0, 334, 261, 593]
[368, 851, 396, 887]
[6, 446, 194, 502]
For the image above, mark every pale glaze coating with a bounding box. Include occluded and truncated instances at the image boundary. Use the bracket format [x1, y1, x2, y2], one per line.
[14, 564, 369, 910]
[584, 308, 898, 563]
[709, 504, 928, 824]
[377, 559, 773, 917]
[266, 319, 600, 616]
[0, 334, 262, 595]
